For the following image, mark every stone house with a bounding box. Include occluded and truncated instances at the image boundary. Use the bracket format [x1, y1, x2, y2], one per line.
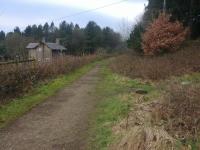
[26, 39, 67, 61]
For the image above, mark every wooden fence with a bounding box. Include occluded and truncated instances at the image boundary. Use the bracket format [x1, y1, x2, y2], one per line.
[0, 59, 36, 71]
[0, 59, 35, 65]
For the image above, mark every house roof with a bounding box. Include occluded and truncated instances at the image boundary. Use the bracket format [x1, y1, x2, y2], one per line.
[26, 43, 39, 49]
[26, 42, 67, 51]
[46, 43, 66, 50]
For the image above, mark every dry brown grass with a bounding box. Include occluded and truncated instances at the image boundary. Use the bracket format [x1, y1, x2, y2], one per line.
[0, 55, 98, 102]
[110, 41, 200, 80]
[110, 86, 197, 150]
[153, 82, 200, 144]
[111, 126, 179, 150]
[110, 94, 185, 150]
[109, 41, 200, 149]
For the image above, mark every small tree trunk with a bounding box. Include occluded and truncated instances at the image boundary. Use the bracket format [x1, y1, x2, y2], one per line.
[163, 0, 166, 13]
[189, 0, 194, 28]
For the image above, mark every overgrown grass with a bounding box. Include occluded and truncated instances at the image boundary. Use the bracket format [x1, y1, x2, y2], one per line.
[178, 72, 200, 83]
[90, 61, 155, 150]
[110, 40, 200, 80]
[107, 40, 200, 149]
[153, 73, 200, 150]
[0, 62, 96, 128]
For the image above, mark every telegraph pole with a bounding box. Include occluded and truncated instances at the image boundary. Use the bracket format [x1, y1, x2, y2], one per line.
[163, 0, 166, 13]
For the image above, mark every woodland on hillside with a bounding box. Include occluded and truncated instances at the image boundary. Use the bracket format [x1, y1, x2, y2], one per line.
[0, 21, 122, 60]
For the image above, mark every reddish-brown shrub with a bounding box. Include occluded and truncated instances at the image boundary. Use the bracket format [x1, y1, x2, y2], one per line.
[142, 13, 188, 55]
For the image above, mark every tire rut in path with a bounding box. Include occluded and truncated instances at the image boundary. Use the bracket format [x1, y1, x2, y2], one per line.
[0, 65, 101, 150]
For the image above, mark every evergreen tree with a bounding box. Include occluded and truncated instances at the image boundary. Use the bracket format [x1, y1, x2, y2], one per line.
[43, 22, 49, 39]
[84, 21, 103, 53]
[0, 31, 5, 41]
[102, 27, 121, 52]
[36, 25, 43, 40]
[24, 26, 32, 37]
[14, 27, 21, 35]
[127, 23, 144, 53]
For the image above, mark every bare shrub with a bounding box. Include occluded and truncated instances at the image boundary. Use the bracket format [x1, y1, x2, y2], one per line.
[0, 55, 97, 102]
[142, 13, 188, 55]
[153, 83, 200, 143]
[110, 41, 200, 80]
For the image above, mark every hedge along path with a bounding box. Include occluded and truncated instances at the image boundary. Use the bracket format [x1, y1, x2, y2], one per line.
[0, 65, 101, 150]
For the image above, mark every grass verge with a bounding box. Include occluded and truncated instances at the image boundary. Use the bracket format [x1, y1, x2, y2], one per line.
[0, 62, 96, 128]
[90, 61, 155, 150]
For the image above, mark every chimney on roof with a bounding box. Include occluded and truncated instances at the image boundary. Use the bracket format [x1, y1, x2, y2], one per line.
[42, 37, 46, 43]
[56, 38, 60, 45]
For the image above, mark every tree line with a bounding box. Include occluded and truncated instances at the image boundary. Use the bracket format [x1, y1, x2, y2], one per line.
[128, 0, 200, 53]
[0, 21, 122, 59]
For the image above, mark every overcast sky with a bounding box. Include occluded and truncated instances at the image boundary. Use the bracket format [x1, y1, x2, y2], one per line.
[0, 0, 148, 32]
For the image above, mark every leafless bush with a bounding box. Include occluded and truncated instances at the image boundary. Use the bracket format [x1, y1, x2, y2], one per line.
[0, 55, 97, 102]
[153, 82, 200, 144]
[110, 41, 200, 80]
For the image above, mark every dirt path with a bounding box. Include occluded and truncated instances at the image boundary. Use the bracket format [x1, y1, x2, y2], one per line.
[0, 65, 101, 150]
